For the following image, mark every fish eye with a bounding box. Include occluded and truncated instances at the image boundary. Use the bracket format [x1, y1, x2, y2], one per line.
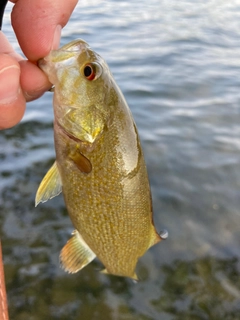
[83, 64, 95, 81]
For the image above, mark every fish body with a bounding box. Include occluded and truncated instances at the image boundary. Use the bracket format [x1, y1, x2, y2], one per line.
[36, 39, 166, 279]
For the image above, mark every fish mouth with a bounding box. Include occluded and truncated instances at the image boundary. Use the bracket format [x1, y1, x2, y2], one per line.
[37, 58, 44, 67]
[37, 57, 48, 71]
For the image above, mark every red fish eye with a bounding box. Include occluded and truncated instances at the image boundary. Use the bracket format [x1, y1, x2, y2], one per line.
[84, 64, 95, 80]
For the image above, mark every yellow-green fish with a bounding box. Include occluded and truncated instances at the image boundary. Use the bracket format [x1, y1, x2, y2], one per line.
[36, 39, 167, 280]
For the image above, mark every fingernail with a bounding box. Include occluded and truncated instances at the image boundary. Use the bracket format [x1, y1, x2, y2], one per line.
[0, 65, 20, 105]
[51, 25, 62, 50]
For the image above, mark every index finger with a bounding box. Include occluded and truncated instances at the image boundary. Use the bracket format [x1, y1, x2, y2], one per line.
[11, 0, 78, 61]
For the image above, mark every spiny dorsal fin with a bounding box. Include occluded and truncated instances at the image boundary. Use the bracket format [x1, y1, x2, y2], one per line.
[35, 161, 62, 206]
[60, 230, 96, 274]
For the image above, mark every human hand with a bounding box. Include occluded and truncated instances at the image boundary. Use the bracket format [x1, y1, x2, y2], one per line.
[0, 0, 78, 130]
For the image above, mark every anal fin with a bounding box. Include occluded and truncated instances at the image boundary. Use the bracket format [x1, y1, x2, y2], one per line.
[35, 161, 62, 206]
[60, 230, 96, 273]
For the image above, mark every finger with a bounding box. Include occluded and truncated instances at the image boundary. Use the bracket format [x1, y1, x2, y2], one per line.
[19, 60, 52, 101]
[11, 0, 78, 61]
[0, 30, 22, 60]
[0, 54, 26, 129]
[0, 31, 52, 101]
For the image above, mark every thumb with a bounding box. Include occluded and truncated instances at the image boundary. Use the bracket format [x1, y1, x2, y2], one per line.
[0, 54, 26, 129]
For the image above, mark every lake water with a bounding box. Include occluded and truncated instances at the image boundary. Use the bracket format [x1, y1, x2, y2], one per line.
[1, 1, 240, 319]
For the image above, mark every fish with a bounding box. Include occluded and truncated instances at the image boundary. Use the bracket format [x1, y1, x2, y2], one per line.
[35, 39, 167, 280]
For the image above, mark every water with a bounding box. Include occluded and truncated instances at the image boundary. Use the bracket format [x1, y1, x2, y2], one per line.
[1, 1, 240, 319]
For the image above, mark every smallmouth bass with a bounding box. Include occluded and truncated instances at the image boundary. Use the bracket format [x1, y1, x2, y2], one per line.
[36, 39, 167, 280]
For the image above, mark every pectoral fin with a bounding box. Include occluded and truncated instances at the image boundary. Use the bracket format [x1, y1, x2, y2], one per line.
[35, 161, 62, 206]
[60, 230, 96, 273]
[69, 151, 92, 174]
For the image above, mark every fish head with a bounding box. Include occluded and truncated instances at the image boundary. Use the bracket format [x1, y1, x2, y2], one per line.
[38, 39, 115, 144]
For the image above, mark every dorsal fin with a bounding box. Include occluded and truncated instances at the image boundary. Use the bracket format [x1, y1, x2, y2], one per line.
[35, 161, 62, 206]
[149, 228, 168, 248]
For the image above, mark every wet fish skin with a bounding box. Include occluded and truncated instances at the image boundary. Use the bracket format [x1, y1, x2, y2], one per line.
[36, 39, 166, 279]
